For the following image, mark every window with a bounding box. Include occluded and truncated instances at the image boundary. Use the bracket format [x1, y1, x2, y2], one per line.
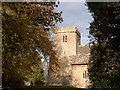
[83, 71, 87, 78]
[63, 51, 66, 55]
[63, 35, 67, 42]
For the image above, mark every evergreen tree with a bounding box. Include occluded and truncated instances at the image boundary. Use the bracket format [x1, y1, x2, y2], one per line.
[86, 2, 120, 88]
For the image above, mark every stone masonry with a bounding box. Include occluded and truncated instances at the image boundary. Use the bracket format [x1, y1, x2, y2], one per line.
[47, 26, 90, 88]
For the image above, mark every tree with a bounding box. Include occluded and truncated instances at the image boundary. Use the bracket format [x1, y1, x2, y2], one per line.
[2, 2, 63, 87]
[86, 2, 120, 88]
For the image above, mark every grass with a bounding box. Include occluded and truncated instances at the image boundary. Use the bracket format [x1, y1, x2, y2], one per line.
[3, 85, 77, 90]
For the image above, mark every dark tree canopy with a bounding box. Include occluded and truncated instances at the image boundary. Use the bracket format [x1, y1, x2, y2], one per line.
[86, 2, 120, 88]
[2, 2, 62, 87]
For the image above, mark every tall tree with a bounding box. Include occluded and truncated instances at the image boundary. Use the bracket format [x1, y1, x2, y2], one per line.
[86, 2, 120, 88]
[2, 2, 62, 87]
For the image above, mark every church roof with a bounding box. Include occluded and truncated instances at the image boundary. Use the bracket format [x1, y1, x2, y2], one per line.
[72, 45, 90, 65]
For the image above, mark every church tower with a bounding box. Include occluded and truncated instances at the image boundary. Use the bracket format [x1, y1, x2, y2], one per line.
[54, 26, 81, 57]
[48, 26, 90, 87]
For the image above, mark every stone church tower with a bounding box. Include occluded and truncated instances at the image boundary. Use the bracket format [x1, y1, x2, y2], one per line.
[47, 26, 90, 88]
[54, 26, 81, 57]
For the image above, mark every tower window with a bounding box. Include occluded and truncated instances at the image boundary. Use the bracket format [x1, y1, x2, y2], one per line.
[63, 35, 67, 42]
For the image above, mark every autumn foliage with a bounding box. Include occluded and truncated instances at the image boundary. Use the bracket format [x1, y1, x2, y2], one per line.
[2, 2, 62, 87]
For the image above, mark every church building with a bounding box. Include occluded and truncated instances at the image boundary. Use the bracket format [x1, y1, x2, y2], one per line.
[47, 26, 90, 88]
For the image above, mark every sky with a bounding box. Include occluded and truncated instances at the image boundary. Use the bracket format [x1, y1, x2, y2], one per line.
[55, 2, 93, 45]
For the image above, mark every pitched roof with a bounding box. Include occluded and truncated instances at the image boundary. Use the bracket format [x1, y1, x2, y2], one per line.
[72, 45, 90, 65]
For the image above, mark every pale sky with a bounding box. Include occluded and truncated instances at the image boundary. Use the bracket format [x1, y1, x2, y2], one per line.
[55, 2, 93, 45]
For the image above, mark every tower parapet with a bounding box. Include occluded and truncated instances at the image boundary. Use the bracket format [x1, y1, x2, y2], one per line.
[57, 26, 80, 37]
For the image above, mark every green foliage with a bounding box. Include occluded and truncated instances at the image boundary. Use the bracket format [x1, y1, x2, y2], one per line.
[24, 56, 44, 86]
[2, 2, 62, 87]
[86, 2, 120, 88]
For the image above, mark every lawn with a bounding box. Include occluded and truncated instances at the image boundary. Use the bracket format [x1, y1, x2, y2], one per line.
[3, 85, 78, 90]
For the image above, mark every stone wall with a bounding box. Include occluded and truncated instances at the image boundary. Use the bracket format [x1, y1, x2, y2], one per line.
[47, 55, 90, 87]
[47, 27, 90, 88]
[47, 56, 73, 86]
[71, 65, 89, 88]
[54, 26, 81, 57]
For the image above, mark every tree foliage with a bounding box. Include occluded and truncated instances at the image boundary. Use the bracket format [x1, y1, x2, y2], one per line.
[2, 2, 62, 87]
[86, 2, 120, 88]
